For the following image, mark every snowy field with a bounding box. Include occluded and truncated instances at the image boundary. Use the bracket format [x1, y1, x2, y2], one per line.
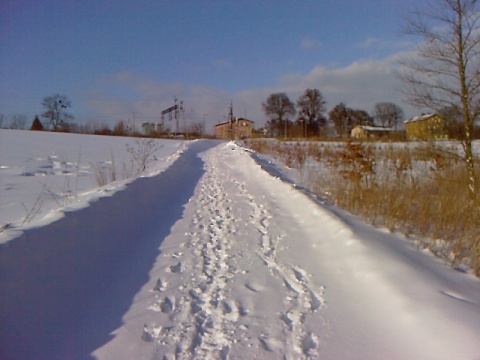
[0, 130, 187, 241]
[1, 130, 480, 359]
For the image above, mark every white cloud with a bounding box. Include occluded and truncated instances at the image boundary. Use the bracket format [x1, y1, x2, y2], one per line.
[82, 52, 420, 134]
[236, 53, 419, 127]
[301, 38, 322, 49]
[213, 59, 232, 69]
[355, 36, 414, 50]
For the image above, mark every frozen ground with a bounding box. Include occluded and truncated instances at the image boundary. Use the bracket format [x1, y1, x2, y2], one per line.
[1, 130, 480, 359]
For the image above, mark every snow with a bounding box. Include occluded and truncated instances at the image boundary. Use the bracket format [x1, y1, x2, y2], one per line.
[405, 114, 436, 123]
[1, 130, 480, 359]
[0, 130, 187, 241]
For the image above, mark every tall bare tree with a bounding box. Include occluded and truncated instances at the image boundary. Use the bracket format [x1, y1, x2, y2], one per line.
[350, 109, 374, 127]
[262, 93, 296, 138]
[296, 88, 327, 137]
[329, 103, 373, 137]
[372, 102, 404, 129]
[329, 103, 351, 137]
[398, 0, 480, 197]
[41, 94, 74, 131]
[439, 104, 465, 138]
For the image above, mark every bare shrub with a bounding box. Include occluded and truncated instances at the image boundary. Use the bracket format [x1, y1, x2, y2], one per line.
[282, 143, 307, 169]
[91, 152, 117, 187]
[328, 141, 376, 188]
[126, 138, 163, 174]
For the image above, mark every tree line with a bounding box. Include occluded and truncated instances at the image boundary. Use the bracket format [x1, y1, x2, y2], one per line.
[262, 89, 405, 138]
[263, 0, 480, 197]
[1, 94, 207, 138]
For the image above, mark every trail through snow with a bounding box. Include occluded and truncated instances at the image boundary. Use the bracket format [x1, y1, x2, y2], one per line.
[1, 140, 480, 359]
[93, 141, 480, 360]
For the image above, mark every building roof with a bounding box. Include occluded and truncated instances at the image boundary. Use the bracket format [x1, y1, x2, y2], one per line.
[353, 125, 394, 132]
[404, 114, 438, 124]
[215, 117, 254, 127]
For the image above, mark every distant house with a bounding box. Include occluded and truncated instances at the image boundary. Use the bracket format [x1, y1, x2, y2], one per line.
[215, 118, 254, 140]
[351, 125, 394, 139]
[404, 114, 447, 140]
[142, 122, 155, 136]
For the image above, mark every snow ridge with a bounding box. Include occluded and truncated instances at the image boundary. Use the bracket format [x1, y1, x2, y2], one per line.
[245, 177, 324, 358]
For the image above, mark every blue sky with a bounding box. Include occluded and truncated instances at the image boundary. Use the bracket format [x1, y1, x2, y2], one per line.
[1, 0, 421, 132]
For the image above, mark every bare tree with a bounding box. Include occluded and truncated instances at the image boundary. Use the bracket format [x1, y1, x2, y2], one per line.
[113, 120, 128, 136]
[329, 103, 351, 137]
[329, 103, 373, 137]
[126, 138, 163, 173]
[188, 121, 205, 137]
[296, 88, 327, 137]
[372, 102, 404, 129]
[439, 104, 467, 138]
[350, 109, 374, 127]
[41, 94, 74, 131]
[262, 93, 296, 139]
[10, 114, 27, 130]
[398, 0, 480, 197]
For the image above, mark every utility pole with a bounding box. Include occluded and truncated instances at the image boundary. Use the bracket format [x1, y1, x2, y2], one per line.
[174, 97, 179, 134]
[161, 97, 183, 136]
[131, 112, 136, 135]
[228, 101, 235, 140]
[180, 100, 186, 138]
[228, 101, 234, 122]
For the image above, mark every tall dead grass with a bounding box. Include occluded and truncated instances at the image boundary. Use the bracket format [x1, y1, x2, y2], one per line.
[248, 139, 480, 276]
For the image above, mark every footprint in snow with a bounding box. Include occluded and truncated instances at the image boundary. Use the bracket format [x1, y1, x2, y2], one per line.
[259, 335, 283, 352]
[141, 328, 154, 342]
[309, 289, 323, 311]
[153, 278, 166, 292]
[280, 312, 294, 331]
[292, 266, 306, 282]
[160, 297, 174, 313]
[245, 281, 264, 292]
[302, 332, 319, 357]
[168, 262, 182, 273]
[238, 303, 249, 316]
[222, 299, 239, 321]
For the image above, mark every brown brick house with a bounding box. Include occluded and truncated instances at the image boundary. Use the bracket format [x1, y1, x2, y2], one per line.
[215, 118, 254, 140]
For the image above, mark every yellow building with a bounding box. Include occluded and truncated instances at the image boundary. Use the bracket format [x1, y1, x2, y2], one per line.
[215, 118, 254, 140]
[404, 114, 447, 140]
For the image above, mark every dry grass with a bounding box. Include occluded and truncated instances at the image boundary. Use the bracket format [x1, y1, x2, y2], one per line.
[91, 139, 163, 187]
[91, 152, 117, 187]
[248, 139, 480, 276]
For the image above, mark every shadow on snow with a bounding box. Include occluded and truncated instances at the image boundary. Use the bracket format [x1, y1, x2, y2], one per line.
[0, 140, 220, 360]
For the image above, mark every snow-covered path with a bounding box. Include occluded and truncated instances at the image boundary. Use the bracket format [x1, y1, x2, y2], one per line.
[1, 140, 480, 359]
